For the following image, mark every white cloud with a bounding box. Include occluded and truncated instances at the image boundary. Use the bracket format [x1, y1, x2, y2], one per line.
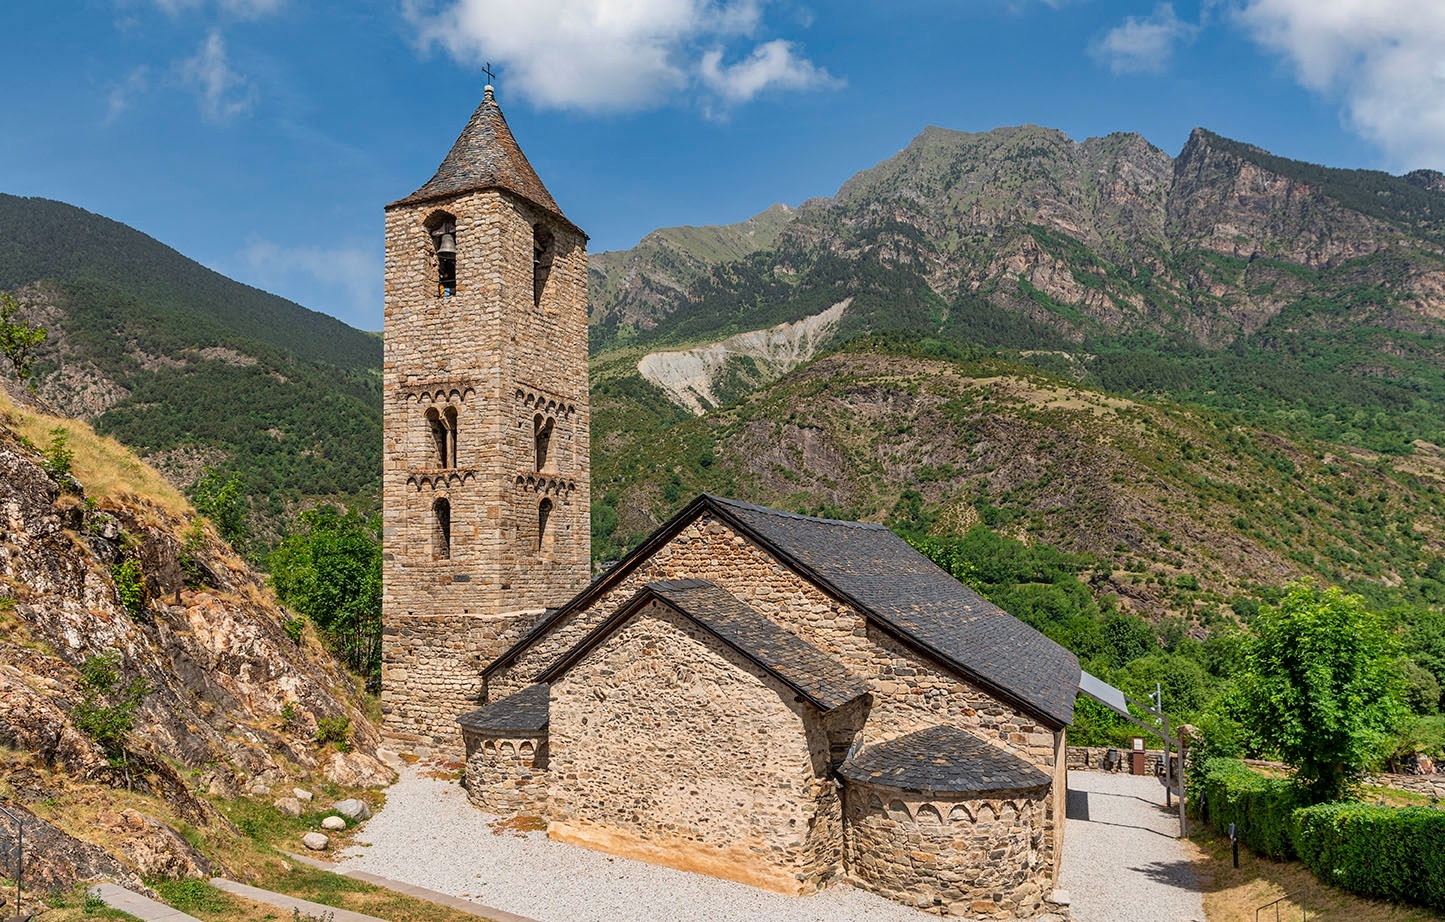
[106, 66, 150, 123]
[700, 39, 839, 106]
[142, 0, 283, 16]
[404, 0, 837, 114]
[1091, 3, 1197, 75]
[1236, 0, 1445, 169]
[178, 30, 257, 122]
[243, 239, 382, 327]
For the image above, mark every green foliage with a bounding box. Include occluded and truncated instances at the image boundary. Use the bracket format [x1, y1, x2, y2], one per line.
[315, 715, 352, 749]
[110, 557, 147, 620]
[269, 506, 381, 690]
[1291, 802, 1445, 910]
[1237, 583, 1410, 802]
[279, 700, 298, 730]
[72, 651, 149, 767]
[0, 291, 46, 381]
[41, 427, 73, 480]
[190, 468, 250, 551]
[177, 523, 207, 587]
[1195, 757, 1301, 860]
[151, 879, 232, 914]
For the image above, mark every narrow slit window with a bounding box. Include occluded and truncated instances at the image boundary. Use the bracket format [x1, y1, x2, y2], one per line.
[533, 414, 554, 472]
[432, 498, 451, 560]
[533, 225, 554, 307]
[537, 498, 553, 552]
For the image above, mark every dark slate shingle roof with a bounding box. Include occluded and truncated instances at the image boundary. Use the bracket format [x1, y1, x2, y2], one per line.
[707, 496, 1079, 727]
[391, 87, 572, 228]
[457, 682, 549, 734]
[647, 579, 870, 712]
[839, 726, 1053, 795]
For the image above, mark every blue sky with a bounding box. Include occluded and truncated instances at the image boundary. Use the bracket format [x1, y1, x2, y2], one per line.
[2, 0, 1440, 332]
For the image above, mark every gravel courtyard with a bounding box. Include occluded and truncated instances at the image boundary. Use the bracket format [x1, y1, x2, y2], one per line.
[1057, 771, 1205, 922]
[337, 767, 947, 922]
[338, 766, 1203, 922]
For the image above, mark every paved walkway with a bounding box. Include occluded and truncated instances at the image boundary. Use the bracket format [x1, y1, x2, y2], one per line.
[1058, 771, 1204, 922]
[209, 878, 390, 922]
[87, 883, 202, 922]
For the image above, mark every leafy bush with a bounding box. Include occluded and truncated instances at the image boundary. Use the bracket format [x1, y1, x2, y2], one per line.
[1195, 757, 1300, 859]
[1291, 802, 1445, 910]
[72, 651, 149, 770]
[315, 715, 351, 749]
[152, 879, 231, 914]
[111, 557, 146, 619]
[42, 427, 73, 480]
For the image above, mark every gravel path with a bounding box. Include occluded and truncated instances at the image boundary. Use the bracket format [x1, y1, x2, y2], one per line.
[1057, 772, 1204, 922]
[337, 768, 945, 922]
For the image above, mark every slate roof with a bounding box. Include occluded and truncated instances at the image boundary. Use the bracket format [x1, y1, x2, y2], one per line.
[838, 726, 1053, 795]
[390, 87, 577, 232]
[539, 579, 869, 713]
[706, 497, 1079, 727]
[483, 494, 1080, 729]
[457, 682, 549, 734]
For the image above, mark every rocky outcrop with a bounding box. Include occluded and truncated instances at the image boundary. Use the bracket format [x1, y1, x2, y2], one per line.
[0, 389, 393, 889]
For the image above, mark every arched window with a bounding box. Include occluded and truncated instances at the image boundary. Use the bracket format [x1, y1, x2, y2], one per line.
[537, 498, 553, 552]
[533, 225, 554, 307]
[426, 212, 457, 298]
[533, 414, 554, 472]
[426, 408, 448, 467]
[432, 498, 451, 560]
[443, 406, 458, 468]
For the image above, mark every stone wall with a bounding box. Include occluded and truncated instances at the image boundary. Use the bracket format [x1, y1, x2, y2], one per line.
[547, 601, 843, 894]
[383, 178, 591, 751]
[844, 780, 1054, 918]
[1066, 745, 1168, 775]
[462, 730, 548, 815]
[491, 513, 1059, 769]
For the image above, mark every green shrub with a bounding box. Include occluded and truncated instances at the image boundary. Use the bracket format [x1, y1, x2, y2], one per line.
[111, 557, 147, 619]
[1195, 757, 1299, 859]
[152, 879, 231, 914]
[42, 427, 74, 480]
[1291, 802, 1445, 910]
[315, 715, 351, 749]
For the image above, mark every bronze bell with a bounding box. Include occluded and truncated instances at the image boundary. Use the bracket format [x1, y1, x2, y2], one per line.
[436, 231, 457, 258]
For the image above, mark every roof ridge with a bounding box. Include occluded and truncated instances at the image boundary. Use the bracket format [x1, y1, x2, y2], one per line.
[705, 494, 888, 530]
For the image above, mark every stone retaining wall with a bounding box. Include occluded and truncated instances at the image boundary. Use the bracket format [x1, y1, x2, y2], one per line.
[1066, 745, 1168, 775]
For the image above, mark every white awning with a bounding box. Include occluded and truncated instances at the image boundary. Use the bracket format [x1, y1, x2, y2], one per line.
[1078, 669, 1129, 718]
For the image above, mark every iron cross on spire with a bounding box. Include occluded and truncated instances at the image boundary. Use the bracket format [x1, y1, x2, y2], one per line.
[483, 62, 496, 86]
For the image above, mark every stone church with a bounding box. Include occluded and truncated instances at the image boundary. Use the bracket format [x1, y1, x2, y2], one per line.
[382, 85, 1080, 919]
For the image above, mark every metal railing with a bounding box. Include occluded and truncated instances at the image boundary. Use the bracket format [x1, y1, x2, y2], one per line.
[1255, 887, 1308, 922]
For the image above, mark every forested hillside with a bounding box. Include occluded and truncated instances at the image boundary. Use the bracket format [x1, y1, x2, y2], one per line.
[0, 195, 381, 537]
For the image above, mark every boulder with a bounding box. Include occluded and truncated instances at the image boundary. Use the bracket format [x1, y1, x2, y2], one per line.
[321, 815, 346, 831]
[292, 787, 314, 802]
[323, 751, 395, 788]
[272, 797, 303, 818]
[332, 799, 370, 821]
[302, 832, 329, 851]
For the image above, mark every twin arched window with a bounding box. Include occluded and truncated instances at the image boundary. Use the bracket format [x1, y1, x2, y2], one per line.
[533, 414, 554, 472]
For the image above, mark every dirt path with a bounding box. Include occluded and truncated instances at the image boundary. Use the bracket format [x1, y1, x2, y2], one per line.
[1058, 771, 1205, 922]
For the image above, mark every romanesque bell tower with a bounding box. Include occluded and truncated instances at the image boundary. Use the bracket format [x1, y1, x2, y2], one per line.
[381, 84, 591, 752]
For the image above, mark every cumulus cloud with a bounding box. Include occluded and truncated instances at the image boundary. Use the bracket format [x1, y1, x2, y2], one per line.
[1235, 0, 1445, 169]
[243, 239, 382, 327]
[1090, 3, 1198, 75]
[700, 39, 839, 105]
[404, 0, 837, 113]
[178, 30, 257, 122]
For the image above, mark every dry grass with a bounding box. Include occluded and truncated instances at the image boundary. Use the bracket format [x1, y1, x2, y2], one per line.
[1191, 828, 1442, 922]
[0, 389, 191, 518]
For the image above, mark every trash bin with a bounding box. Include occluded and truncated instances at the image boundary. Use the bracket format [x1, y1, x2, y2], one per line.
[1130, 737, 1146, 775]
[1104, 747, 1120, 771]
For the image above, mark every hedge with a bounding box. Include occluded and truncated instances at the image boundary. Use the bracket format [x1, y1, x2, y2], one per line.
[1195, 758, 1445, 912]
[1291, 803, 1445, 910]
[1195, 758, 1299, 859]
